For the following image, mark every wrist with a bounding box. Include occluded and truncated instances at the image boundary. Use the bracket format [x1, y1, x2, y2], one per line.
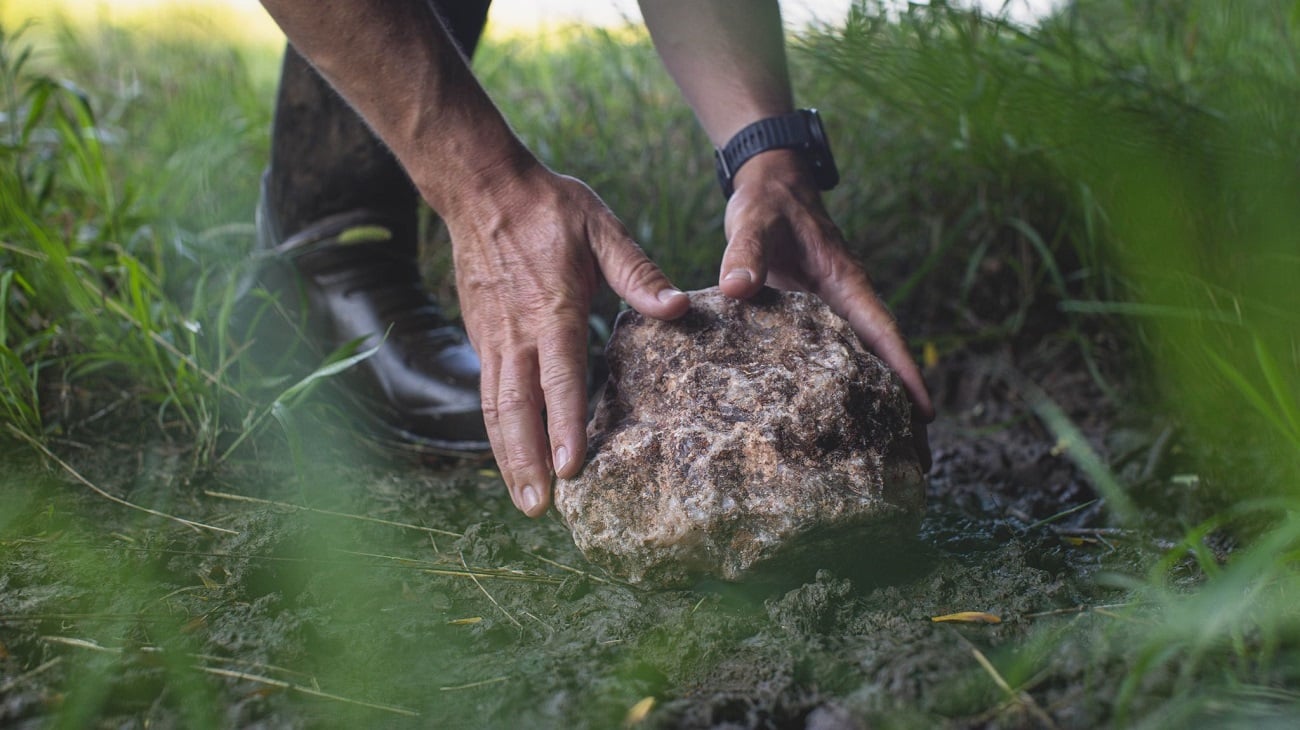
[415, 136, 543, 217]
[730, 148, 820, 197]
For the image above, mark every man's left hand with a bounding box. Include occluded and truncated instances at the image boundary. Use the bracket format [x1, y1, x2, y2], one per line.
[718, 149, 935, 469]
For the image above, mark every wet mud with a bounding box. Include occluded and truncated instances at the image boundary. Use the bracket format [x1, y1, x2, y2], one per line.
[0, 351, 1178, 728]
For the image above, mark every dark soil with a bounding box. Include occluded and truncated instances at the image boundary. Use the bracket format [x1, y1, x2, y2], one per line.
[0, 346, 1190, 729]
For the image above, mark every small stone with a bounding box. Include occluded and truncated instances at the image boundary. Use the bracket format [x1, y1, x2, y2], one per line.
[554, 287, 926, 586]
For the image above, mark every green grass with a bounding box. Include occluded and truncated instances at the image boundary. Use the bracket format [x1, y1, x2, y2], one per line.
[2, 0, 1300, 726]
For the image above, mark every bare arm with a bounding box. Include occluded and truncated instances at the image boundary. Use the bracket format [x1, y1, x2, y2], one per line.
[260, 0, 690, 515]
[638, 0, 793, 145]
[259, 0, 524, 212]
[640, 0, 936, 443]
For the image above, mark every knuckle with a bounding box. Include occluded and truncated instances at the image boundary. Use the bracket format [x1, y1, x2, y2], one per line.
[479, 392, 501, 423]
[504, 441, 548, 480]
[726, 234, 765, 262]
[544, 397, 582, 431]
[538, 356, 579, 392]
[823, 249, 865, 280]
[493, 382, 536, 414]
[620, 255, 662, 292]
[536, 298, 587, 327]
[507, 444, 539, 472]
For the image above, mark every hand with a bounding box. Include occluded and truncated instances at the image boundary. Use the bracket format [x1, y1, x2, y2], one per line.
[446, 162, 690, 517]
[719, 150, 936, 468]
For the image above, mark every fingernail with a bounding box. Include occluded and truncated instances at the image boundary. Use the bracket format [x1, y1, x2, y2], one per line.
[554, 445, 570, 473]
[657, 287, 685, 303]
[520, 484, 541, 514]
[724, 269, 753, 283]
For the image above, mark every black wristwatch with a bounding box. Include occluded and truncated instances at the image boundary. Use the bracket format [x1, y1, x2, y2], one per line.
[714, 108, 840, 199]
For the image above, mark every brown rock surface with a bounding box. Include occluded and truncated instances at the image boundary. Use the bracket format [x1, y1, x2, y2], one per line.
[554, 287, 926, 586]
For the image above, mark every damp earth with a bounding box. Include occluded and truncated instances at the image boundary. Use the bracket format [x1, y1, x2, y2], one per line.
[0, 350, 1193, 729]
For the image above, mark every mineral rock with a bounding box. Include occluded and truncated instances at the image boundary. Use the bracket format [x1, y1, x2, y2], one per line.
[554, 287, 926, 586]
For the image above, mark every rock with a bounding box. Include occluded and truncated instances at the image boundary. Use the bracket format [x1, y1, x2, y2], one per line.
[554, 287, 926, 586]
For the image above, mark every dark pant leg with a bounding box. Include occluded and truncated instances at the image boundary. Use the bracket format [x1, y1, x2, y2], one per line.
[265, 0, 494, 239]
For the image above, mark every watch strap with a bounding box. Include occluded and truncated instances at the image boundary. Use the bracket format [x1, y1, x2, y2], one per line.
[714, 109, 836, 198]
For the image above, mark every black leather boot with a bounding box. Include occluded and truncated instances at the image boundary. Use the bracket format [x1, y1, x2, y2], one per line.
[255, 177, 490, 452]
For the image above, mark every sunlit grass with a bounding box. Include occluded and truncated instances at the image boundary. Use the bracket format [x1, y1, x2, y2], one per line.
[0, 0, 285, 47]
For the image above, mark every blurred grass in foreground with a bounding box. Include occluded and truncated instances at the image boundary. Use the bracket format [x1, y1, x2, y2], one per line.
[1, 0, 1300, 725]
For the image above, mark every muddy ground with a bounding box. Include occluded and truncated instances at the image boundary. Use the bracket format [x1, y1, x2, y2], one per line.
[0, 342, 1204, 729]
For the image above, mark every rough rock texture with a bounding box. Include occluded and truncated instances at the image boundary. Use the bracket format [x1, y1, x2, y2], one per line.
[554, 287, 925, 586]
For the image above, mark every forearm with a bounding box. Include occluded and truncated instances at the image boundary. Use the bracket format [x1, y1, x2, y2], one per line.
[258, 0, 536, 215]
[638, 0, 794, 146]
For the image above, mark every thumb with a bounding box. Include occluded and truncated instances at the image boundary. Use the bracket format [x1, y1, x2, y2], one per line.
[591, 221, 690, 321]
[718, 217, 774, 299]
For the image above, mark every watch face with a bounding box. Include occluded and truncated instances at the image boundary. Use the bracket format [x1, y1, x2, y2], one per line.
[803, 109, 840, 191]
[806, 109, 828, 148]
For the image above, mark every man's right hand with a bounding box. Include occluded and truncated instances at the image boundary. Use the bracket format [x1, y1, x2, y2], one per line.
[446, 161, 689, 518]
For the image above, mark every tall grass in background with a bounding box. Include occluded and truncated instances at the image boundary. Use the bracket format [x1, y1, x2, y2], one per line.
[6, 3, 1295, 498]
[797, 0, 1300, 489]
[0, 15, 292, 463]
[800, 2, 1297, 426]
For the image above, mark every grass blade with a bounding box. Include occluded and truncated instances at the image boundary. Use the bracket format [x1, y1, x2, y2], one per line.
[8, 424, 238, 535]
[1206, 349, 1298, 448]
[1251, 336, 1300, 445]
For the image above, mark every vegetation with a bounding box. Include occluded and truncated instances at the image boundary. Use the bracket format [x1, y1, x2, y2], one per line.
[1, 0, 1298, 726]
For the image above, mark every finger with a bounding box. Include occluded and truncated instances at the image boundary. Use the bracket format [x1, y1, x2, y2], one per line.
[495, 353, 553, 518]
[538, 315, 590, 481]
[718, 212, 775, 299]
[846, 298, 935, 422]
[478, 353, 515, 492]
[814, 262, 935, 422]
[590, 219, 690, 321]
